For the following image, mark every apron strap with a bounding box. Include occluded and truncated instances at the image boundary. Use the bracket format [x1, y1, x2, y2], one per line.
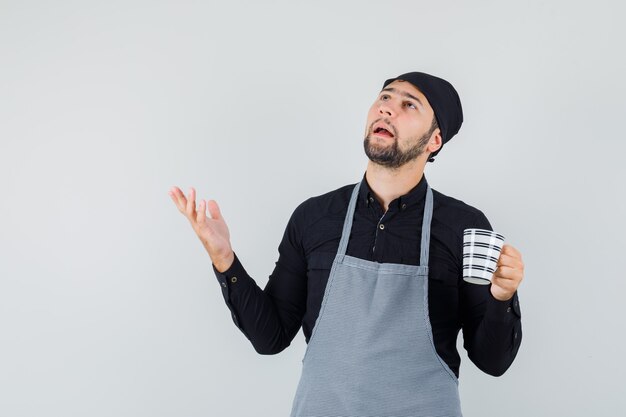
[420, 185, 433, 266]
[337, 180, 362, 257]
[337, 179, 434, 267]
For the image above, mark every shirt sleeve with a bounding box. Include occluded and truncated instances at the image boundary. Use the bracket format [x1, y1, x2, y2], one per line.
[460, 210, 523, 376]
[211, 201, 308, 355]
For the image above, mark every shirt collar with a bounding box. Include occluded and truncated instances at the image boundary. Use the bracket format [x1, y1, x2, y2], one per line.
[358, 170, 429, 212]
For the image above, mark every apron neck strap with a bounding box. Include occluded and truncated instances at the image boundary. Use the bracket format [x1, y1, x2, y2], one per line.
[337, 178, 434, 266]
[420, 185, 433, 266]
[336, 181, 361, 257]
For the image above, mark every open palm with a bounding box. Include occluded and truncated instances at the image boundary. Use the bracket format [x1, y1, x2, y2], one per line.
[168, 186, 234, 269]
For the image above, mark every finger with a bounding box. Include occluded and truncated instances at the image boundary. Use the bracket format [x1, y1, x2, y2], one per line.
[490, 278, 518, 295]
[493, 265, 523, 282]
[502, 244, 522, 259]
[207, 200, 223, 221]
[197, 199, 206, 223]
[168, 188, 178, 207]
[496, 253, 524, 269]
[491, 275, 520, 295]
[186, 187, 197, 219]
[169, 186, 187, 210]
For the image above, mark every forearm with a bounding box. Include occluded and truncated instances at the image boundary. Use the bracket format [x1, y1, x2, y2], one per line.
[462, 290, 522, 376]
[212, 251, 303, 354]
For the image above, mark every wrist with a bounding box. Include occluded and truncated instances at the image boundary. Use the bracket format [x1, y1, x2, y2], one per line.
[213, 251, 235, 273]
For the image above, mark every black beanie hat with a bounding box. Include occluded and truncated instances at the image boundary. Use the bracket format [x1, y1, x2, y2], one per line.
[382, 71, 463, 162]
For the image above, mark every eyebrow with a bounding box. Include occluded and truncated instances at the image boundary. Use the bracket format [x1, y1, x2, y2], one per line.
[381, 87, 424, 110]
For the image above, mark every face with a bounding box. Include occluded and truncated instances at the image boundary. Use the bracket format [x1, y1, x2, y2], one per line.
[363, 80, 441, 168]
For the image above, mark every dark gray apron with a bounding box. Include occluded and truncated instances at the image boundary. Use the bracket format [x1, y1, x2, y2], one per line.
[290, 179, 462, 417]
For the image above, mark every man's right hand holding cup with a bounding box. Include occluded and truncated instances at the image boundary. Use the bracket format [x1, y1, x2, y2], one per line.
[168, 186, 235, 273]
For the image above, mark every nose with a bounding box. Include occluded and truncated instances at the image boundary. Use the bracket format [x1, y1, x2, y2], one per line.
[378, 101, 394, 117]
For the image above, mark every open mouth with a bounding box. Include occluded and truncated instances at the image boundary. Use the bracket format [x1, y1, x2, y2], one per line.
[373, 125, 394, 138]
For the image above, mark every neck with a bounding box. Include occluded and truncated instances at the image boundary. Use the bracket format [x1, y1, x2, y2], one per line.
[365, 158, 426, 213]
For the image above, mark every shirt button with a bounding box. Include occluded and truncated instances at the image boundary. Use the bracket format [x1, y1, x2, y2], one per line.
[514, 332, 518, 339]
[379, 224, 385, 230]
[221, 281, 226, 287]
[507, 307, 512, 313]
[401, 203, 407, 210]
[369, 196, 374, 202]
[231, 276, 238, 283]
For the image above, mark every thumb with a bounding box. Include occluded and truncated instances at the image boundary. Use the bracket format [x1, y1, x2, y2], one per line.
[206, 199, 223, 220]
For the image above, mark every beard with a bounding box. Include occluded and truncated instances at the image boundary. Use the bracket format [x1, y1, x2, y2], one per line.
[363, 129, 431, 169]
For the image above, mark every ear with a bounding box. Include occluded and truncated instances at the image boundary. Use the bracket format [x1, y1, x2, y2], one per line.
[427, 129, 443, 153]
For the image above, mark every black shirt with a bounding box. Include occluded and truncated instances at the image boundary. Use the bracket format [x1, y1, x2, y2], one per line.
[212, 171, 522, 378]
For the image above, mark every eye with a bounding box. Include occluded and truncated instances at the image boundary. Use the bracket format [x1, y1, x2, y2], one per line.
[380, 94, 390, 101]
[404, 101, 417, 110]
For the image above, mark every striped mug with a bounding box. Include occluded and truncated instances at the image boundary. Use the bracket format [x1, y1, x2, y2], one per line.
[463, 228, 505, 285]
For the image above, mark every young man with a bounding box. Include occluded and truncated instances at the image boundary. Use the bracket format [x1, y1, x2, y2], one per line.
[169, 71, 524, 416]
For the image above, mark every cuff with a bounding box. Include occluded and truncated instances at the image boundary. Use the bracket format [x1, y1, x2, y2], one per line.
[212, 252, 252, 338]
[212, 252, 251, 294]
[485, 289, 522, 323]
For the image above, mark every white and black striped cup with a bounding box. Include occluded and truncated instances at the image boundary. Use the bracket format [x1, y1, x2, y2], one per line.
[463, 228, 505, 285]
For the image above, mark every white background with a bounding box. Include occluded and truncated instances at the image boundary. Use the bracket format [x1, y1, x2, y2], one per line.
[1, 0, 625, 416]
